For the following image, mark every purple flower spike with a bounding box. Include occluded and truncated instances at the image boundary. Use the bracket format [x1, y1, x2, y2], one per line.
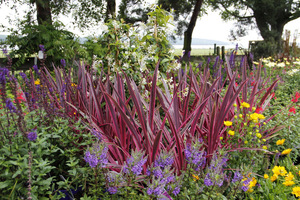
[232, 171, 243, 183]
[204, 173, 213, 186]
[39, 44, 45, 52]
[27, 131, 37, 141]
[6, 98, 16, 112]
[172, 186, 180, 196]
[33, 65, 39, 73]
[60, 59, 66, 67]
[107, 186, 118, 194]
[2, 48, 8, 56]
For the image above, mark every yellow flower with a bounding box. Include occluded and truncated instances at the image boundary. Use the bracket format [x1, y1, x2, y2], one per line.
[257, 114, 265, 119]
[283, 180, 295, 186]
[233, 103, 237, 107]
[244, 141, 248, 144]
[256, 133, 262, 138]
[270, 174, 278, 182]
[272, 166, 287, 176]
[228, 130, 235, 136]
[285, 172, 294, 181]
[292, 186, 300, 197]
[249, 113, 259, 121]
[282, 149, 292, 155]
[262, 146, 267, 150]
[34, 79, 40, 85]
[241, 102, 250, 108]
[224, 121, 233, 126]
[239, 114, 243, 118]
[220, 137, 223, 140]
[71, 83, 77, 87]
[249, 177, 257, 188]
[192, 174, 199, 181]
[264, 174, 269, 179]
[276, 139, 285, 145]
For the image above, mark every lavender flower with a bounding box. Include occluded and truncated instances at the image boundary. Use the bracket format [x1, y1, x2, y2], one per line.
[84, 144, 108, 168]
[91, 128, 102, 141]
[172, 186, 180, 196]
[147, 187, 154, 195]
[185, 142, 206, 171]
[39, 44, 45, 52]
[241, 178, 251, 192]
[60, 59, 66, 67]
[204, 173, 213, 186]
[33, 65, 39, 74]
[154, 154, 174, 169]
[27, 131, 37, 141]
[0, 67, 9, 84]
[153, 186, 164, 196]
[19, 72, 29, 83]
[107, 186, 118, 194]
[2, 48, 8, 56]
[232, 171, 243, 183]
[123, 152, 147, 176]
[6, 98, 16, 112]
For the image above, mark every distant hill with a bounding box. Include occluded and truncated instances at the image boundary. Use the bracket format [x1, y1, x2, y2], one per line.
[169, 37, 231, 45]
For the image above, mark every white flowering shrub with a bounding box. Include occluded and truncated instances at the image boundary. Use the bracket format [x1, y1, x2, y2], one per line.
[83, 6, 180, 84]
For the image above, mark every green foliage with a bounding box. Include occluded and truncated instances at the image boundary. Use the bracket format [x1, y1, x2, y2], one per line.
[0, 108, 92, 199]
[1, 21, 87, 67]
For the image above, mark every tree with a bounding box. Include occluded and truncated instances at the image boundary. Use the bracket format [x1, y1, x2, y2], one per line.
[0, 0, 115, 66]
[209, 0, 300, 54]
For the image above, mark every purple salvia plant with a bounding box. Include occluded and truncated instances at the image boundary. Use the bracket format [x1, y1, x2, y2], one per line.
[203, 152, 229, 187]
[39, 44, 46, 52]
[184, 140, 206, 171]
[6, 98, 16, 113]
[232, 171, 243, 183]
[60, 59, 66, 67]
[123, 151, 147, 176]
[27, 131, 37, 141]
[91, 128, 102, 141]
[33, 65, 39, 74]
[84, 143, 108, 168]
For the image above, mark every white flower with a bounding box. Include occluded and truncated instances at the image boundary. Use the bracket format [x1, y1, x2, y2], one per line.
[276, 62, 285, 67]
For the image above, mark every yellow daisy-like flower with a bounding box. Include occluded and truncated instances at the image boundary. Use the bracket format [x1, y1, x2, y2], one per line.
[256, 133, 262, 138]
[262, 146, 267, 150]
[249, 113, 259, 121]
[264, 174, 269, 179]
[285, 172, 294, 181]
[241, 102, 250, 108]
[282, 149, 292, 155]
[270, 174, 278, 182]
[192, 174, 199, 181]
[228, 130, 235, 136]
[257, 114, 265, 119]
[272, 166, 287, 176]
[283, 180, 295, 186]
[292, 186, 300, 197]
[249, 177, 257, 188]
[224, 121, 233, 126]
[34, 79, 40, 85]
[276, 139, 285, 145]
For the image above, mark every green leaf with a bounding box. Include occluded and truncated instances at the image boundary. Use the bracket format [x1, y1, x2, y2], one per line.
[0, 181, 11, 189]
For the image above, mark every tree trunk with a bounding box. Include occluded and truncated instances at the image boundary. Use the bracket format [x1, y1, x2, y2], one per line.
[35, 0, 52, 25]
[105, 0, 116, 22]
[182, 0, 204, 61]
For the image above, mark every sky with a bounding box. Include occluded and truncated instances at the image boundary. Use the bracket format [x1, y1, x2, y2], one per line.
[0, 1, 299, 49]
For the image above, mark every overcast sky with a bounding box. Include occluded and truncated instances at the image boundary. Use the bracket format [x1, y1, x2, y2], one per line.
[1, 1, 299, 49]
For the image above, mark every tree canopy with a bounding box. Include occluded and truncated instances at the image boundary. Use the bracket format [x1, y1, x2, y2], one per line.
[209, 0, 300, 52]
